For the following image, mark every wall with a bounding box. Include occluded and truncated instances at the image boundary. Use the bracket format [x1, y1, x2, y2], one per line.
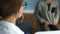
[24, 0, 39, 13]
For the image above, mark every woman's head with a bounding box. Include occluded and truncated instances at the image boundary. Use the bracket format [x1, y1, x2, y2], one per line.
[0, 0, 23, 20]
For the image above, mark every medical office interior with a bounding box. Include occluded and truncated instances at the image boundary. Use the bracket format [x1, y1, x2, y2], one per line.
[0, 0, 60, 34]
[16, 0, 60, 34]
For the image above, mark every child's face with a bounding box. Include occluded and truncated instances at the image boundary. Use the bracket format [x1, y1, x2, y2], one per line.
[46, 0, 52, 3]
[46, 0, 52, 1]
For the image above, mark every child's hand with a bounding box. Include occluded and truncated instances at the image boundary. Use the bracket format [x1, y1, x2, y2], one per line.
[45, 21, 49, 25]
[52, 22, 57, 26]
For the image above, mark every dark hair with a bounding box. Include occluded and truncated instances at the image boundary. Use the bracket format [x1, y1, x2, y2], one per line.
[0, 0, 23, 20]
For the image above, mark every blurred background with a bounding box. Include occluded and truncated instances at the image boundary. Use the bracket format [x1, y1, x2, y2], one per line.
[17, 0, 60, 34]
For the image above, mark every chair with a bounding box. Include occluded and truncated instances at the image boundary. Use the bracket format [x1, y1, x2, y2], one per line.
[16, 15, 32, 34]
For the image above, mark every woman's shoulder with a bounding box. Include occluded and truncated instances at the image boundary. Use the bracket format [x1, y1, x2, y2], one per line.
[0, 20, 24, 34]
[0, 26, 10, 34]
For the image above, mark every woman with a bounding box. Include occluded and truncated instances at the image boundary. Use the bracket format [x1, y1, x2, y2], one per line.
[34, 0, 59, 31]
[0, 0, 24, 34]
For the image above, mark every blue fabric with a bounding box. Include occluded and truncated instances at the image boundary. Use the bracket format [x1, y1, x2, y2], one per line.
[25, 32, 30, 34]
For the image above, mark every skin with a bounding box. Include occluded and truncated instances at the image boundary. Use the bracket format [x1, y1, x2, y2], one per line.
[45, 0, 52, 3]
